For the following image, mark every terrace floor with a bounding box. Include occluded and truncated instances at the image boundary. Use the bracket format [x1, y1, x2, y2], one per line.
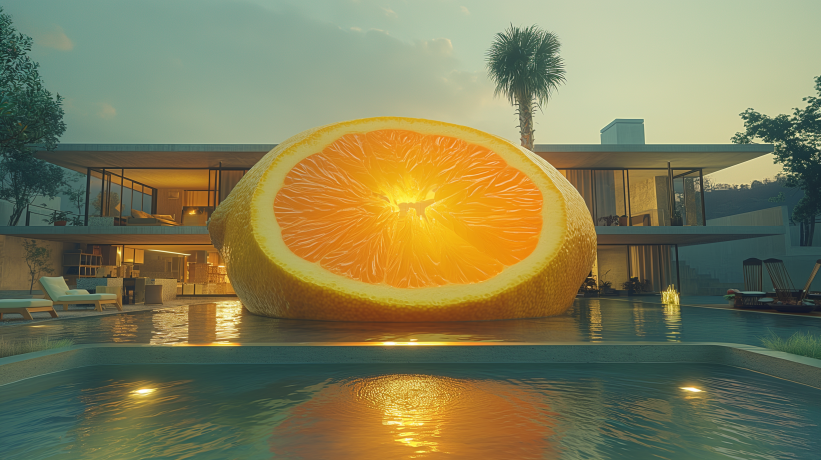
[1, 297, 818, 348]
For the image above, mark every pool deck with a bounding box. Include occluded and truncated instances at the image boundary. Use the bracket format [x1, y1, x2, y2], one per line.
[3, 294, 817, 326]
[606, 296, 821, 318]
[0, 296, 238, 326]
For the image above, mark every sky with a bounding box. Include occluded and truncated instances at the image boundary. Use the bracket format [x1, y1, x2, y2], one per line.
[4, 0, 820, 184]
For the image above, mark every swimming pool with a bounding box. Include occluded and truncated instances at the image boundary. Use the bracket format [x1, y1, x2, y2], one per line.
[1, 298, 819, 346]
[1, 362, 818, 459]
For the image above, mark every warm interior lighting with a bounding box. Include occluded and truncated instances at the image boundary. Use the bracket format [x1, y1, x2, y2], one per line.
[132, 388, 155, 395]
[680, 387, 702, 393]
[662, 285, 680, 305]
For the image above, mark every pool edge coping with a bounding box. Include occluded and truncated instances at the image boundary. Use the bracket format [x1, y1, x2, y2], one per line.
[2, 342, 820, 390]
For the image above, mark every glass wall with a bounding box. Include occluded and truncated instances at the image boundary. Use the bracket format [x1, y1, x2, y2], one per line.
[628, 245, 677, 292]
[672, 169, 704, 226]
[84, 168, 246, 225]
[562, 170, 627, 226]
[592, 245, 680, 293]
[88, 169, 156, 225]
[560, 168, 706, 227]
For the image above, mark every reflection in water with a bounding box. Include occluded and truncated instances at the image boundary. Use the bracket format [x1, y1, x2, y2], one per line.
[588, 300, 603, 342]
[271, 373, 558, 459]
[3, 298, 821, 346]
[632, 304, 646, 337]
[663, 304, 682, 342]
[1, 363, 819, 460]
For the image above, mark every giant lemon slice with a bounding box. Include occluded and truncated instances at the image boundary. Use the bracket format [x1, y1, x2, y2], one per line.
[208, 117, 595, 321]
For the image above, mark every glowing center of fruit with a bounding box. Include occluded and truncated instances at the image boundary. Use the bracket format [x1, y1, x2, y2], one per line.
[274, 129, 543, 288]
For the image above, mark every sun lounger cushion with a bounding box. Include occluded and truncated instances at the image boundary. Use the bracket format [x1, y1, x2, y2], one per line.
[131, 209, 153, 219]
[65, 289, 90, 295]
[39, 276, 72, 300]
[0, 299, 54, 308]
[54, 294, 117, 302]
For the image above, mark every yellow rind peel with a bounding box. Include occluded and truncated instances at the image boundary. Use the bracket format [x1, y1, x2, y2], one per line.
[208, 117, 596, 321]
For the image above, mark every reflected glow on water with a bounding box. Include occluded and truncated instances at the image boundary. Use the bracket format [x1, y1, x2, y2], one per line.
[3, 298, 820, 346]
[1, 363, 818, 460]
[663, 304, 682, 342]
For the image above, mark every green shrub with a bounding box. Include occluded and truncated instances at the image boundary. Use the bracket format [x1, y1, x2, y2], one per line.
[0, 336, 74, 359]
[761, 331, 821, 360]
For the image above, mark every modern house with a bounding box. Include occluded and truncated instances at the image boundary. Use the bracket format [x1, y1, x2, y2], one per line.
[0, 119, 817, 297]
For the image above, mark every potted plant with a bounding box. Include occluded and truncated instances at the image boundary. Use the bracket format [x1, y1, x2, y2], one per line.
[43, 211, 70, 226]
[599, 280, 615, 295]
[671, 207, 683, 226]
[597, 215, 620, 226]
[622, 277, 645, 295]
[579, 273, 599, 297]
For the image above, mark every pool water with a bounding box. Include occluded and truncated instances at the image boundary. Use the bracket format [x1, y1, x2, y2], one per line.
[1, 298, 819, 346]
[1, 363, 819, 459]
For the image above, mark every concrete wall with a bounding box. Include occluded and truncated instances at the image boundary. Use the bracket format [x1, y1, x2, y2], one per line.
[596, 246, 630, 290]
[0, 235, 68, 293]
[156, 188, 183, 223]
[678, 206, 821, 294]
[629, 176, 670, 226]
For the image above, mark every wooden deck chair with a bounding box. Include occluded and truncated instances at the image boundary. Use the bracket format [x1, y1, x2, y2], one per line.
[0, 299, 58, 320]
[798, 259, 821, 302]
[38, 277, 122, 312]
[742, 258, 763, 291]
[763, 258, 796, 302]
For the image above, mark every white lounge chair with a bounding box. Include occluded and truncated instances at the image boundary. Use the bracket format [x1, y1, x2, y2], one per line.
[38, 277, 122, 312]
[0, 299, 58, 320]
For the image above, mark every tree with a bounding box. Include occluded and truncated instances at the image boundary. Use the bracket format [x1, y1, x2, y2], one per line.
[91, 191, 119, 218]
[732, 75, 821, 246]
[63, 172, 86, 225]
[0, 8, 67, 225]
[0, 7, 66, 155]
[0, 153, 65, 225]
[22, 239, 54, 294]
[486, 24, 566, 151]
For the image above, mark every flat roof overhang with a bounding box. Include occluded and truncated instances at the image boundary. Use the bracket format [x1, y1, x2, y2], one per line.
[596, 226, 785, 246]
[2, 225, 783, 247]
[533, 144, 774, 175]
[35, 143, 773, 175]
[0, 226, 212, 245]
[34, 144, 277, 174]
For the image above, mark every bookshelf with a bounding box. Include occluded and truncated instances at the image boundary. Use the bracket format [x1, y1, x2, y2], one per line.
[63, 252, 102, 278]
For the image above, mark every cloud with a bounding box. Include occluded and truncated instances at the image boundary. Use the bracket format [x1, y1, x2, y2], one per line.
[98, 103, 116, 119]
[34, 25, 74, 51]
[47, 1, 502, 143]
[381, 7, 397, 18]
[460, 6, 470, 15]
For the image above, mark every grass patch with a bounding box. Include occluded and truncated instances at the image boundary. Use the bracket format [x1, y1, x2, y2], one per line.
[761, 331, 821, 360]
[0, 336, 74, 359]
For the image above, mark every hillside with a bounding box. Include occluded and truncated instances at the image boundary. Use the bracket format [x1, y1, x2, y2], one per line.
[703, 179, 803, 220]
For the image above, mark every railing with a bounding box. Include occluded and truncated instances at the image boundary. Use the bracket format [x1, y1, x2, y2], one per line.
[24, 204, 82, 227]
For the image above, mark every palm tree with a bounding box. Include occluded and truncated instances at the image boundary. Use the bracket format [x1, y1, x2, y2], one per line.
[486, 25, 566, 151]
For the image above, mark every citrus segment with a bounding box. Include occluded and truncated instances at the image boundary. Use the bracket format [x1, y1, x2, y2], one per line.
[208, 117, 596, 321]
[273, 129, 542, 288]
